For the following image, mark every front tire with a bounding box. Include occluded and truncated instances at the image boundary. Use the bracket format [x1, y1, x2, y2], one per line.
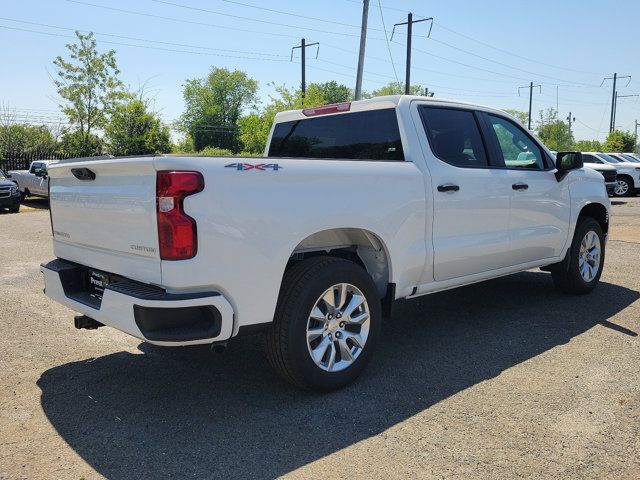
[266, 256, 381, 391]
[9, 205, 20, 213]
[551, 218, 605, 294]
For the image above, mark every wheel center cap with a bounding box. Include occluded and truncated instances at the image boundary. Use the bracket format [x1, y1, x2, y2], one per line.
[327, 318, 342, 333]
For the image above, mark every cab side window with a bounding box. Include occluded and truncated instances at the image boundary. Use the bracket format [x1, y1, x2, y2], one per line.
[487, 115, 545, 170]
[419, 106, 488, 168]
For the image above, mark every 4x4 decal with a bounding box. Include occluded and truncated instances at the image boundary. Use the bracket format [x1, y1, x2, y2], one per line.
[225, 163, 283, 171]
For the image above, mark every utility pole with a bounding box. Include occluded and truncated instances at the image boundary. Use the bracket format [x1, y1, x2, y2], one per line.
[291, 38, 319, 105]
[518, 82, 541, 130]
[354, 0, 370, 100]
[612, 92, 639, 131]
[601, 73, 631, 132]
[566, 111, 575, 141]
[391, 13, 433, 94]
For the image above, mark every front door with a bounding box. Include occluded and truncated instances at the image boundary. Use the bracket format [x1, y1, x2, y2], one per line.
[482, 113, 570, 265]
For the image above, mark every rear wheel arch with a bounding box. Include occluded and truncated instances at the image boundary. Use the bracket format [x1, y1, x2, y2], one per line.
[286, 228, 392, 299]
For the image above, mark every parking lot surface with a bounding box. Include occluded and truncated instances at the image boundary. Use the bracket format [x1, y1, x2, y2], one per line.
[1, 198, 639, 479]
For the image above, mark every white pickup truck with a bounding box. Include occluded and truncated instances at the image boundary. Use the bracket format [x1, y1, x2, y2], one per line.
[9, 160, 54, 199]
[41, 95, 610, 391]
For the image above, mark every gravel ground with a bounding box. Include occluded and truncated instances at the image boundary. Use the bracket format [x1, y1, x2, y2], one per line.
[0, 198, 639, 480]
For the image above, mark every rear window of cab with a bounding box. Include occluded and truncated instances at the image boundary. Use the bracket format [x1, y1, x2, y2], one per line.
[268, 108, 405, 161]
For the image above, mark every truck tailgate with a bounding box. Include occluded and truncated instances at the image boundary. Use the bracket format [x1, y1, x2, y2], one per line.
[48, 158, 161, 284]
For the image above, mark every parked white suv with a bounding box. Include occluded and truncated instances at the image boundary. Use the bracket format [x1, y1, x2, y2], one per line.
[41, 96, 611, 390]
[552, 151, 617, 194]
[582, 152, 640, 196]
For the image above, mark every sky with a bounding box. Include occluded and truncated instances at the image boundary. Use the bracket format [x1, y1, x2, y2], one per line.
[1, 0, 639, 142]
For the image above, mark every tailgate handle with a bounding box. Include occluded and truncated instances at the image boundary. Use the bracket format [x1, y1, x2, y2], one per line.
[71, 168, 96, 181]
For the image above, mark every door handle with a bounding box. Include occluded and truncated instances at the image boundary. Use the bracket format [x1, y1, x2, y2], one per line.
[512, 183, 529, 191]
[437, 184, 460, 193]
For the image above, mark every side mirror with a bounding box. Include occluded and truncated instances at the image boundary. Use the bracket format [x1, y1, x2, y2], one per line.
[555, 151, 583, 181]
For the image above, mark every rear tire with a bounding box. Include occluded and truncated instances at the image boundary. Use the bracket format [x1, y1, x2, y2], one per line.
[551, 218, 605, 294]
[613, 176, 632, 197]
[266, 256, 381, 391]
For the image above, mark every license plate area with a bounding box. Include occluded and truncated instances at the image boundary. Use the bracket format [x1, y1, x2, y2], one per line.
[87, 270, 109, 301]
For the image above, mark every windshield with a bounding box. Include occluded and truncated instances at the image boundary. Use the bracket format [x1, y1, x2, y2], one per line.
[621, 154, 640, 163]
[598, 153, 621, 163]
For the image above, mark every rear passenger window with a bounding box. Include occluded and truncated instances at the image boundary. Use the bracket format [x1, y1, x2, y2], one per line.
[419, 106, 488, 168]
[268, 108, 404, 161]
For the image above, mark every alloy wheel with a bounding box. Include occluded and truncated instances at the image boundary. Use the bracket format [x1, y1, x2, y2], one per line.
[306, 283, 371, 372]
[578, 230, 601, 282]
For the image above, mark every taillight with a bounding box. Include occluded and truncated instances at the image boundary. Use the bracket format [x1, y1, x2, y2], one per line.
[156, 171, 204, 260]
[302, 102, 351, 116]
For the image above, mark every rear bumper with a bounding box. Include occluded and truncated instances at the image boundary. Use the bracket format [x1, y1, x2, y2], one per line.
[41, 259, 234, 346]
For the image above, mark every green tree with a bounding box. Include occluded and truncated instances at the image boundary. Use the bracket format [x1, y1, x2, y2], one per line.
[172, 134, 195, 153]
[238, 83, 327, 154]
[180, 67, 258, 152]
[310, 81, 351, 104]
[573, 139, 602, 152]
[58, 128, 102, 157]
[503, 109, 528, 127]
[0, 124, 58, 158]
[104, 99, 171, 156]
[369, 81, 423, 97]
[603, 130, 636, 152]
[536, 108, 572, 151]
[53, 31, 129, 156]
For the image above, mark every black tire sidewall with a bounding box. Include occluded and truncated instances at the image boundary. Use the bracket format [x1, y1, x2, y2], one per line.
[285, 260, 381, 390]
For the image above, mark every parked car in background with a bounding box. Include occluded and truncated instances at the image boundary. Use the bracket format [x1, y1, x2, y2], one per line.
[617, 153, 640, 163]
[609, 153, 633, 164]
[8, 160, 55, 199]
[582, 152, 640, 197]
[554, 151, 617, 195]
[0, 168, 21, 213]
[41, 96, 611, 390]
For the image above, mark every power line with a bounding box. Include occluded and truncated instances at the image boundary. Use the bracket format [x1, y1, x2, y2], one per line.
[430, 21, 601, 76]
[62, 0, 300, 40]
[0, 24, 291, 62]
[377, 1, 399, 83]
[149, 0, 373, 39]
[426, 36, 599, 88]
[0, 16, 288, 57]
[216, 0, 373, 30]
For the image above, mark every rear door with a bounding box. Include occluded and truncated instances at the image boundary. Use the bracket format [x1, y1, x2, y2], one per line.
[480, 113, 570, 264]
[48, 158, 162, 284]
[415, 104, 513, 281]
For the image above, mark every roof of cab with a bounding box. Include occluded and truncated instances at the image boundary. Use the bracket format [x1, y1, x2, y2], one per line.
[273, 94, 512, 123]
